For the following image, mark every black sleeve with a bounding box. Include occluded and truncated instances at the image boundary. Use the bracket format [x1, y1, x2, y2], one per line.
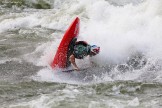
[75, 41, 88, 47]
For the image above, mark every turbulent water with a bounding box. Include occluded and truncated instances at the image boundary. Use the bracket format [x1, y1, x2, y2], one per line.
[1, 0, 162, 107]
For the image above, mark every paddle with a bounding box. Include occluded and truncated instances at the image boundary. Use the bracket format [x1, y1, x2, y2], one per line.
[62, 68, 89, 72]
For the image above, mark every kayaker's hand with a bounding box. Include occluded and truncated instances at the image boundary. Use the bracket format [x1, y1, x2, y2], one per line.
[74, 67, 80, 71]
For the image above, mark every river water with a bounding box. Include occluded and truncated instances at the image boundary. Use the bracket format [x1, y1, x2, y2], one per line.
[1, 0, 162, 108]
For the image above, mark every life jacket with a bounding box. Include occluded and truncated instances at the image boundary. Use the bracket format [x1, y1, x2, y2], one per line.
[73, 41, 91, 59]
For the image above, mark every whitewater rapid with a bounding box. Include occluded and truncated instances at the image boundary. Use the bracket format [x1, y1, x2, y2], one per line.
[33, 0, 162, 83]
[1, 0, 162, 107]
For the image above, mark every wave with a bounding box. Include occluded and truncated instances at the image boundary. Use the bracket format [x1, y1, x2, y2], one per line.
[0, 0, 162, 83]
[0, 0, 144, 9]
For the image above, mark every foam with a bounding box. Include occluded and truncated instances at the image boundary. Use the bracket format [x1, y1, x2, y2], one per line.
[1, 0, 161, 82]
[34, 0, 162, 82]
[80, 0, 162, 64]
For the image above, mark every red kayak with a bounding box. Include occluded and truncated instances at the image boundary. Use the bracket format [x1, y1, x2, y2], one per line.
[51, 17, 80, 69]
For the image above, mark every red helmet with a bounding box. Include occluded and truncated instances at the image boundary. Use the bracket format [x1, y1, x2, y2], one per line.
[91, 45, 100, 54]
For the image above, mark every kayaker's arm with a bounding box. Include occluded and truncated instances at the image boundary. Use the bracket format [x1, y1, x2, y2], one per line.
[69, 54, 79, 71]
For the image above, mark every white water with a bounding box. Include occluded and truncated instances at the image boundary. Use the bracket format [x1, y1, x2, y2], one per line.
[2, 1, 162, 108]
[1, 0, 162, 83]
[37, 0, 162, 83]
